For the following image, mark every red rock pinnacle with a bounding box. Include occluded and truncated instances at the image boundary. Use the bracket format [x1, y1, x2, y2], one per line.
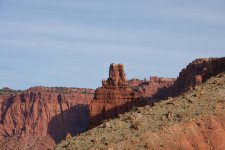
[89, 64, 145, 127]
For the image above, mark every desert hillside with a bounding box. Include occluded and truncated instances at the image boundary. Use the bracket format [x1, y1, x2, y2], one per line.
[56, 72, 225, 150]
[0, 57, 224, 150]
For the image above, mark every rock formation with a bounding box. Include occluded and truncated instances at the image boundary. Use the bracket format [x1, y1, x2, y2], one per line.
[56, 66, 225, 150]
[101, 63, 128, 88]
[1, 57, 225, 149]
[0, 87, 94, 150]
[128, 78, 144, 89]
[128, 57, 225, 100]
[168, 57, 225, 97]
[129, 76, 175, 98]
[89, 64, 145, 128]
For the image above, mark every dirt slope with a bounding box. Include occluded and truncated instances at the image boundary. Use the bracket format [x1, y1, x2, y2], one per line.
[56, 72, 225, 150]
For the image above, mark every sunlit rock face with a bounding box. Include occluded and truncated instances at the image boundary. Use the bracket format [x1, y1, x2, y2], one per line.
[168, 57, 225, 97]
[89, 64, 145, 128]
[0, 87, 94, 149]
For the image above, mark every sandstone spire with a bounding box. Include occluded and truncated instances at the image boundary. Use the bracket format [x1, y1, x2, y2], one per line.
[89, 63, 144, 128]
[102, 63, 128, 88]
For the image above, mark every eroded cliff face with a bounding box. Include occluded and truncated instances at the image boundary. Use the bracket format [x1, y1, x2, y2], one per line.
[0, 87, 94, 150]
[131, 57, 225, 100]
[89, 58, 225, 128]
[129, 77, 175, 98]
[168, 57, 225, 97]
[56, 71, 225, 150]
[1, 57, 225, 149]
[89, 64, 146, 128]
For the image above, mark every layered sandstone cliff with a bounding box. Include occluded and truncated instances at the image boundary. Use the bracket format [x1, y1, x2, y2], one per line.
[89, 64, 145, 127]
[0, 87, 94, 150]
[129, 77, 175, 98]
[1, 57, 225, 149]
[89, 58, 225, 128]
[168, 57, 225, 97]
[56, 65, 225, 150]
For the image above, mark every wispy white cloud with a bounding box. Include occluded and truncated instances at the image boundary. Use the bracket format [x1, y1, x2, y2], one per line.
[0, 0, 225, 89]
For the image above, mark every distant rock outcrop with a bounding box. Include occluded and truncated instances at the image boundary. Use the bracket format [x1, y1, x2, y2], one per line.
[1, 57, 225, 149]
[56, 62, 225, 150]
[0, 87, 94, 150]
[168, 57, 225, 97]
[129, 76, 175, 98]
[89, 64, 145, 128]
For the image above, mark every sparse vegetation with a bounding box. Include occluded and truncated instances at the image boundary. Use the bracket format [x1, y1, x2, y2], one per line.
[0, 87, 21, 94]
[56, 72, 225, 150]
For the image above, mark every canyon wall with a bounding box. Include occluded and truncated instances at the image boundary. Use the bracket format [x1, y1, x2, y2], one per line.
[0, 87, 94, 149]
[1, 57, 225, 149]
[89, 64, 177, 128]
[168, 57, 225, 97]
[127, 57, 225, 100]
[129, 77, 175, 98]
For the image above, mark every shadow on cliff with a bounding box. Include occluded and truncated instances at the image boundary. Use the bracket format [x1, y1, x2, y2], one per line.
[89, 98, 149, 129]
[88, 83, 183, 128]
[49, 58, 225, 143]
[47, 104, 89, 144]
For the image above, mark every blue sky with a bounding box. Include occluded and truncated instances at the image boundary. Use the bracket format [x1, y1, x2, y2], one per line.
[0, 0, 225, 90]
